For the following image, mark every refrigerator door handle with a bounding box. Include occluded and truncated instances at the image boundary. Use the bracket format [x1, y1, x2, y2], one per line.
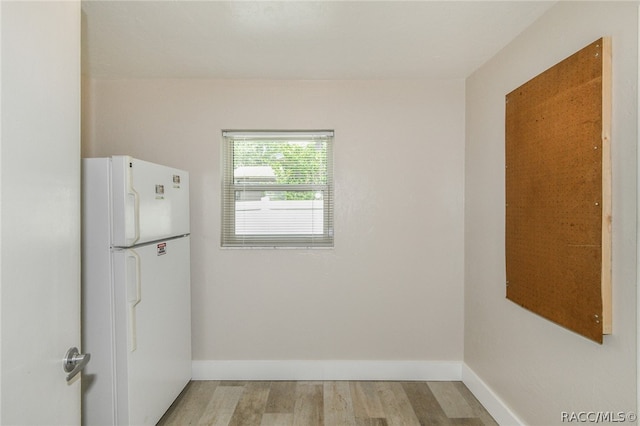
[126, 249, 142, 352]
[127, 183, 141, 245]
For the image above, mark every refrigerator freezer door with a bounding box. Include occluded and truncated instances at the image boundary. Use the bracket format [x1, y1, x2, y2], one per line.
[112, 236, 192, 426]
[111, 156, 190, 247]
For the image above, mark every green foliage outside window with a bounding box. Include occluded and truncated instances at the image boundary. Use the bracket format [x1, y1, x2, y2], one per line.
[233, 139, 327, 200]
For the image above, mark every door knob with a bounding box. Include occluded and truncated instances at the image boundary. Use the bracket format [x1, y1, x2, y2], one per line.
[63, 347, 90, 382]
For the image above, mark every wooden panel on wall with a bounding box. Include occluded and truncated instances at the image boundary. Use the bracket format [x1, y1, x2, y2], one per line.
[505, 38, 611, 343]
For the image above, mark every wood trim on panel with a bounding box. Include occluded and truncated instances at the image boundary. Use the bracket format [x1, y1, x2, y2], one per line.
[601, 36, 612, 335]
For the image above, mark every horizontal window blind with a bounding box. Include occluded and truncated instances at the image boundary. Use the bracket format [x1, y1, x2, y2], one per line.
[222, 130, 334, 248]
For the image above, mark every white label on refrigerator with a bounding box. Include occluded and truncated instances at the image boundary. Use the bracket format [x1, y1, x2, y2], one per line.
[157, 242, 167, 256]
[155, 184, 164, 199]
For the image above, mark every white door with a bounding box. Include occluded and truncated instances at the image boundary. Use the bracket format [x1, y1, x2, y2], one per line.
[112, 237, 192, 425]
[1, 1, 82, 424]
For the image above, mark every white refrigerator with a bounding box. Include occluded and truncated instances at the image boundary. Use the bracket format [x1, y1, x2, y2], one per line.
[82, 156, 192, 425]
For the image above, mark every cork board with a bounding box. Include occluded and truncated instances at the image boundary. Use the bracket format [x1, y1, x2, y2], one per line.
[505, 38, 612, 344]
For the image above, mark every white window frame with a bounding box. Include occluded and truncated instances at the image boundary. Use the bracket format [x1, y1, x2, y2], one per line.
[221, 130, 334, 248]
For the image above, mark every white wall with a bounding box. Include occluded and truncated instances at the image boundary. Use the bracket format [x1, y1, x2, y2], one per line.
[84, 79, 466, 368]
[465, 2, 637, 425]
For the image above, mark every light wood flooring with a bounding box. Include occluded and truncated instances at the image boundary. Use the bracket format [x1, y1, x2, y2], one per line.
[158, 381, 498, 426]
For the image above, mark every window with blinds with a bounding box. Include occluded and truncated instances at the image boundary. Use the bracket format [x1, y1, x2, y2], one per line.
[221, 130, 334, 248]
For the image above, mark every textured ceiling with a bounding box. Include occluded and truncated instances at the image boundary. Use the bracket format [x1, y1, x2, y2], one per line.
[81, 1, 556, 80]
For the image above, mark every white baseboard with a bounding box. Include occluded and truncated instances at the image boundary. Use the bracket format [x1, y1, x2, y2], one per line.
[461, 363, 524, 426]
[192, 360, 462, 381]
